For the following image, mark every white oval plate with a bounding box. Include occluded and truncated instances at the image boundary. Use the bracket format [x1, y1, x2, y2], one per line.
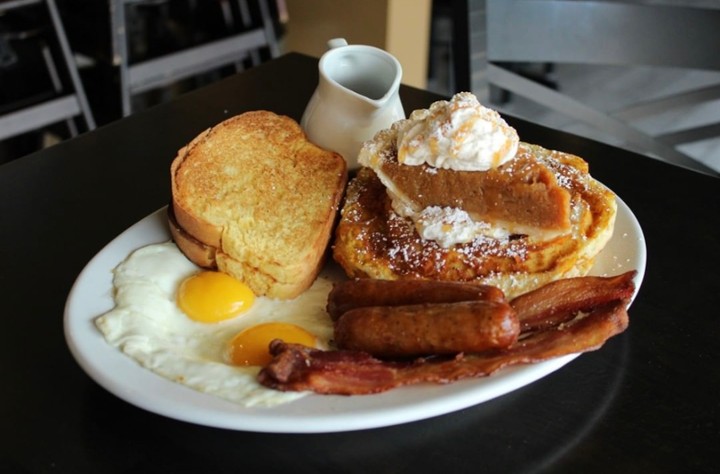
[64, 196, 645, 433]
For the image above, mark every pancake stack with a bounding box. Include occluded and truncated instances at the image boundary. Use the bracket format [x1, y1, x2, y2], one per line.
[332, 92, 616, 298]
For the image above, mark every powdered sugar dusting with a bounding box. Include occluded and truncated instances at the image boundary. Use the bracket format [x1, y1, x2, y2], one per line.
[383, 208, 529, 274]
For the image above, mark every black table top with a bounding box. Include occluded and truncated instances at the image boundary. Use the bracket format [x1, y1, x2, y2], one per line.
[1, 53, 718, 474]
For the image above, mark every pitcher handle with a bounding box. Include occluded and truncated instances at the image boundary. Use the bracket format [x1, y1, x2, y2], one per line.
[327, 38, 349, 49]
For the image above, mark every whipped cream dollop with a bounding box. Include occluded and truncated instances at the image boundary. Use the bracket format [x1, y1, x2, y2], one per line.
[356, 92, 524, 248]
[395, 92, 519, 171]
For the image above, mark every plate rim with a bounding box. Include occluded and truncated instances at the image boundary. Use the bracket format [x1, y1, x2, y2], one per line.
[63, 195, 646, 433]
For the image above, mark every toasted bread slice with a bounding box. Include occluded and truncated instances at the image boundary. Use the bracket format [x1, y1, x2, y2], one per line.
[333, 144, 616, 298]
[171, 111, 347, 299]
[168, 205, 216, 268]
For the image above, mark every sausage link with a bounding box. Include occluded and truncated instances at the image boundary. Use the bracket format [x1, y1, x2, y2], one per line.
[327, 279, 506, 321]
[334, 300, 519, 358]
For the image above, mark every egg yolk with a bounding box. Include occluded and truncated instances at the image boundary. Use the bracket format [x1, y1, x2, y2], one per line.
[227, 323, 317, 367]
[177, 271, 254, 323]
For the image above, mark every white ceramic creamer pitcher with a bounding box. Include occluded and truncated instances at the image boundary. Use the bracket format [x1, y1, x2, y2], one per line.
[301, 38, 405, 170]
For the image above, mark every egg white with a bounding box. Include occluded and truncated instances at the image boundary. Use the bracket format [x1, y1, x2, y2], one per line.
[95, 241, 337, 407]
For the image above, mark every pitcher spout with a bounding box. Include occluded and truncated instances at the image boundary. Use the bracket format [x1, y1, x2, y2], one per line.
[301, 39, 405, 170]
[321, 39, 402, 103]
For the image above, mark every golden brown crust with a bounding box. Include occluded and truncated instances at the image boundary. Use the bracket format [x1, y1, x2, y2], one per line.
[170, 111, 348, 299]
[167, 206, 217, 269]
[170, 127, 222, 248]
[332, 144, 616, 298]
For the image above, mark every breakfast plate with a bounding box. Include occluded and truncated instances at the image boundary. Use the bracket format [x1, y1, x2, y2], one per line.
[64, 196, 646, 433]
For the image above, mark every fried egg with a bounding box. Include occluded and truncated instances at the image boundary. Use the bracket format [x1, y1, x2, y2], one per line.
[95, 241, 336, 407]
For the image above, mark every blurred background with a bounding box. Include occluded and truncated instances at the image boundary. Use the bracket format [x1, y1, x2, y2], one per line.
[1, 0, 719, 173]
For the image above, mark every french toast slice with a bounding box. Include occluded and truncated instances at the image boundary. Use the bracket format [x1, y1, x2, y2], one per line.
[333, 145, 616, 298]
[170, 111, 347, 299]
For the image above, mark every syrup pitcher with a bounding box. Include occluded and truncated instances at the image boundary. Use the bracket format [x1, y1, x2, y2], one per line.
[301, 38, 405, 170]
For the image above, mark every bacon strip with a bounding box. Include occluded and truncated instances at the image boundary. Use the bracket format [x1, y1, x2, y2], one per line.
[511, 271, 636, 331]
[258, 272, 635, 395]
